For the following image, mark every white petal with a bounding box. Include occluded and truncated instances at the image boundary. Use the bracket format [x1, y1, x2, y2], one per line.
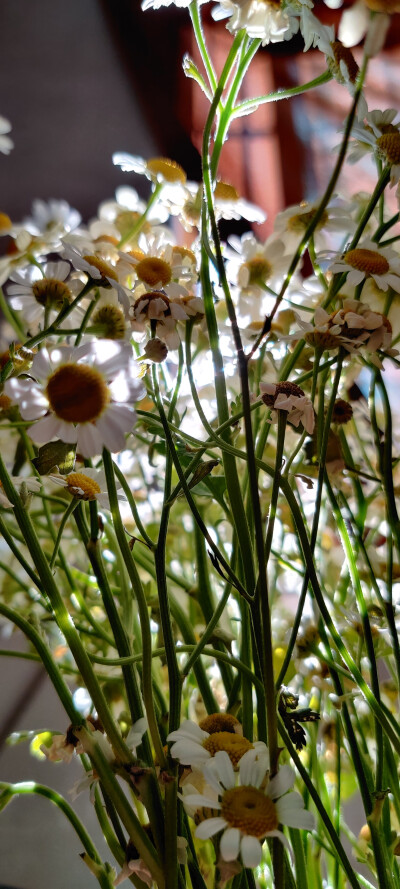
[76, 423, 104, 458]
[183, 793, 221, 810]
[207, 751, 235, 790]
[195, 817, 226, 840]
[267, 765, 296, 800]
[29, 414, 61, 444]
[167, 720, 208, 744]
[240, 835, 263, 868]
[220, 828, 241, 862]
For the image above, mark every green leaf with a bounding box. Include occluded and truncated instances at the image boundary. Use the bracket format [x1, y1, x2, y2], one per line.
[32, 440, 76, 475]
[0, 788, 14, 812]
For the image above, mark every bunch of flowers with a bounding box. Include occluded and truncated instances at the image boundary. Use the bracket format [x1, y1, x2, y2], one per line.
[2, 1, 400, 889]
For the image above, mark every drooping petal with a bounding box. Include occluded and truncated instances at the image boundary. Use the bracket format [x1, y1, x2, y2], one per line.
[267, 764, 296, 800]
[195, 817, 227, 840]
[240, 835, 263, 868]
[220, 828, 241, 862]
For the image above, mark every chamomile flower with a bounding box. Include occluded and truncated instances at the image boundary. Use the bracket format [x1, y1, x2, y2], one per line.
[130, 290, 189, 349]
[4, 341, 143, 458]
[329, 239, 400, 290]
[0, 116, 13, 155]
[168, 715, 268, 769]
[182, 749, 314, 867]
[142, 0, 208, 7]
[23, 199, 81, 237]
[6, 260, 83, 327]
[212, 0, 301, 46]
[260, 381, 315, 434]
[113, 153, 187, 185]
[273, 200, 355, 252]
[225, 234, 290, 301]
[48, 467, 127, 511]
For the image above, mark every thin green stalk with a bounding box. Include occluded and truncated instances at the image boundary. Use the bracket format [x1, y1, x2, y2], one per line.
[102, 449, 166, 769]
[0, 782, 115, 889]
[49, 498, 79, 569]
[232, 70, 333, 117]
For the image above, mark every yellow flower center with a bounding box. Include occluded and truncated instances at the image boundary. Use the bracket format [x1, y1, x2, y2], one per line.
[330, 41, 359, 83]
[0, 212, 11, 231]
[146, 157, 186, 184]
[287, 207, 328, 232]
[92, 304, 126, 339]
[305, 330, 339, 351]
[221, 787, 278, 837]
[376, 133, 400, 166]
[83, 255, 118, 282]
[46, 363, 110, 423]
[202, 732, 253, 766]
[65, 472, 102, 500]
[243, 257, 272, 285]
[344, 248, 389, 276]
[170, 245, 197, 265]
[199, 713, 241, 735]
[214, 181, 240, 202]
[135, 257, 172, 287]
[32, 278, 72, 309]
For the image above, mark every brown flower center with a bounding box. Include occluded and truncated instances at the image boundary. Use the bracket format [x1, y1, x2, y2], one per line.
[135, 257, 172, 288]
[344, 248, 389, 276]
[221, 787, 278, 836]
[32, 278, 72, 309]
[0, 212, 11, 231]
[376, 133, 400, 166]
[199, 713, 241, 735]
[92, 304, 126, 339]
[243, 257, 272, 285]
[46, 363, 109, 423]
[287, 207, 328, 232]
[83, 255, 118, 282]
[330, 41, 359, 83]
[202, 732, 253, 767]
[262, 380, 305, 407]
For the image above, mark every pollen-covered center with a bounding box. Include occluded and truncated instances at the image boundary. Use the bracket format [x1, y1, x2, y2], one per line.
[32, 278, 72, 309]
[46, 363, 110, 423]
[202, 732, 253, 766]
[214, 181, 240, 202]
[287, 208, 328, 232]
[92, 304, 126, 339]
[0, 212, 11, 231]
[66, 472, 102, 500]
[83, 255, 118, 282]
[330, 41, 359, 83]
[146, 157, 186, 184]
[262, 380, 305, 408]
[376, 133, 400, 166]
[221, 787, 278, 837]
[199, 713, 241, 735]
[135, 257, 172, 288]
[344, 248, 389, 276]
[242, 257, 272, 285]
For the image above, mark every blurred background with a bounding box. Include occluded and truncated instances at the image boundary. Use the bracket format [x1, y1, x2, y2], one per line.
[1, 1, 400, 886]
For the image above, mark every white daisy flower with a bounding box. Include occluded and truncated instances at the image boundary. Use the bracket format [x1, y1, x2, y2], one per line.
[142, 0, 208, 10]
[260, 381, 315, 434]
[48, 466, 127, 511]
[182, 749, 314, 867]
[273, 199, 356, 252]
[0, 475, 42, 509]
[6, 260, 84, 327]
[212, 0, 301, 46]
[342, 111, 400, 184]
[113, 153, 187, 186]
[226, 234, 290, 298]
[0, 116, 14, 155]
[130, 291, 189, 350]
[125, 238, 196, 299]
[4, 341, 143, 458]
[339, 0, 391, 56]
[329, 239, 400, 290]
[61, 242, 132, 313]
[167, 716, 268, 769]
[23, 199, 81, 238]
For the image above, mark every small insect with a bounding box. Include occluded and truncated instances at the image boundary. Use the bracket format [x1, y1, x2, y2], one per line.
[278, 687, 320, 751]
